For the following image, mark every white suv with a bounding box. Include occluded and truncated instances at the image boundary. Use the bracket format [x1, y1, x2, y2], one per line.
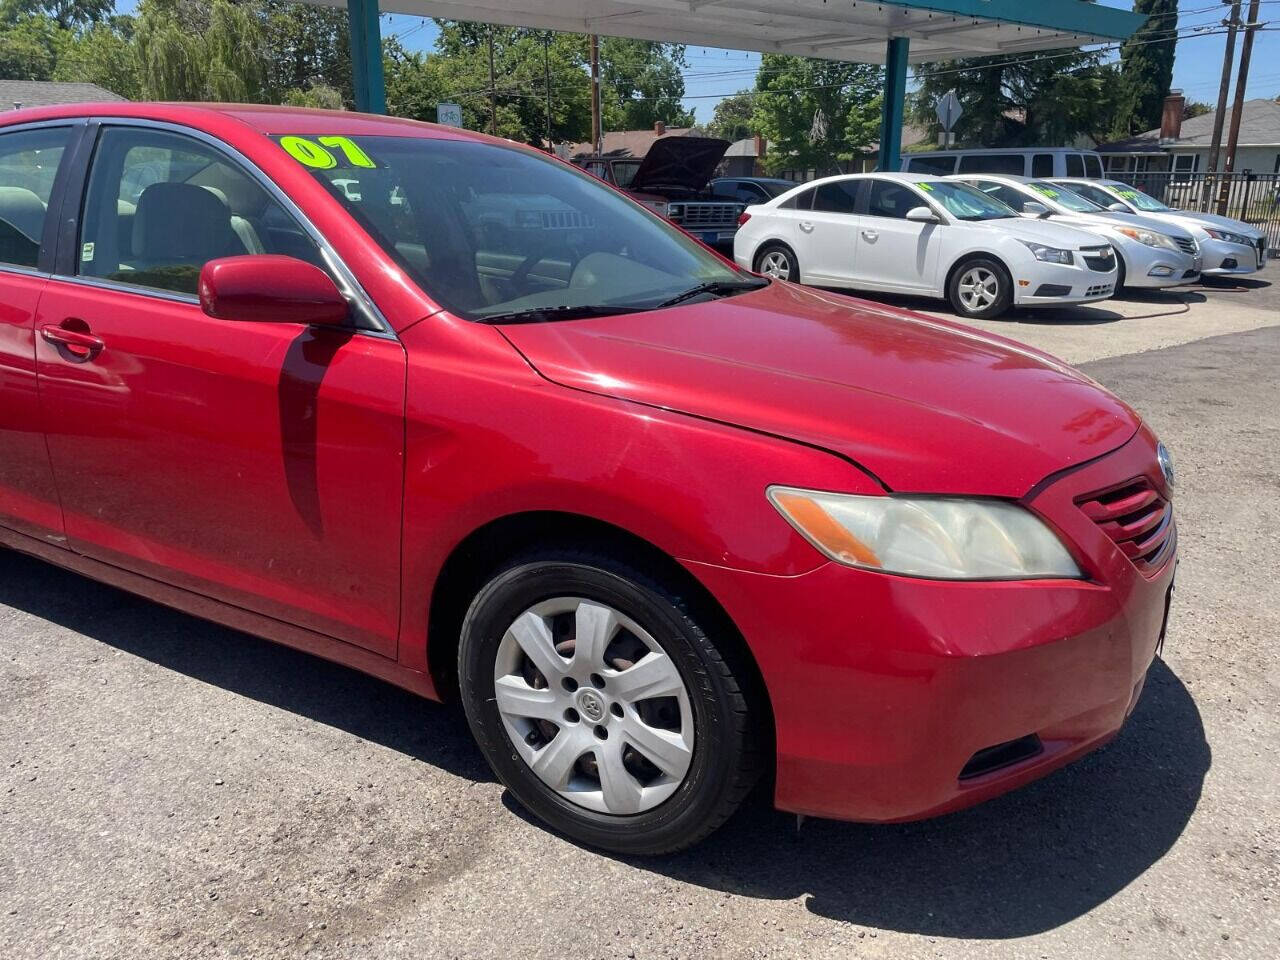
[734, 173, 1118, 319]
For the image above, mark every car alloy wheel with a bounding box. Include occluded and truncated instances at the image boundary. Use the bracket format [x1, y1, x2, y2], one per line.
[957, 265, 1000, 312]
[492, 597, 695, 815]
[459, 551, 760, 854]
[757, 248, 794, 280]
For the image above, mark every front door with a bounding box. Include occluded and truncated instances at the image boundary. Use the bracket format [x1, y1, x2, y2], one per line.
[0, 124, 76, 542]
[34, 124, 405, 655]
[850, 178, 940, 293]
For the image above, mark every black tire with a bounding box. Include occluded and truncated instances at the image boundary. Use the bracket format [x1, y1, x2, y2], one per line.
[1114, 255, 1128, 294]
[753, 242, 800, 283]
[458, 549, 760, 855]
[947, 255, 1013, 319]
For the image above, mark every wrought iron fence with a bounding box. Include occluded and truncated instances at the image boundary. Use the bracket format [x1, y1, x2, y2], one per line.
[1110, 170, 1280, 258]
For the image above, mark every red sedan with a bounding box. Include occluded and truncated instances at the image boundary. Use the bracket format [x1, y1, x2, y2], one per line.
[0, 104, 1176, 854]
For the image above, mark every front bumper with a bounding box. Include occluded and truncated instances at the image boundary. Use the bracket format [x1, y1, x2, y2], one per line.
[1114, 239, 1201, 288]
[1012, 258, 1116, 305]
[686, 427, 1176, 823]
[1199, 236, 1266, 276]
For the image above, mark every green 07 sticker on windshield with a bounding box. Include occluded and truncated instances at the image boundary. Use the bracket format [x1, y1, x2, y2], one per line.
[280, 135, 376, 169]
[919, 182, 934, 191]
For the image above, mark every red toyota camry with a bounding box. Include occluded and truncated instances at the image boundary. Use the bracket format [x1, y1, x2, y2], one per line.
[0, 104, 1176, 854]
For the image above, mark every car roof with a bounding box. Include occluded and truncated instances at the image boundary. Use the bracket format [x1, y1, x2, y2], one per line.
[0, 101, 500, 144]
[947, 173, 1033, 185]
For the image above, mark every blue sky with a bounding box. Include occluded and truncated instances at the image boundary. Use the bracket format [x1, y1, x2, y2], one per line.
[384, 0, 1280, 121]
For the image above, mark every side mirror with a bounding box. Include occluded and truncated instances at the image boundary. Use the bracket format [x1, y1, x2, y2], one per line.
[905, 206, 939, 224]
[1022, 201, 1050, 217]
[199, 255, 349, 326]
[1107, 202, 1130, 213]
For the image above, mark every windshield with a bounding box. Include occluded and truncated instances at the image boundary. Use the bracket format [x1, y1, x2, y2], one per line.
[918, 180, 1016, 220]
[273, 135, 745, 321]
[1027, 180, 1103, 213]
[1104, 182, 1172, 212]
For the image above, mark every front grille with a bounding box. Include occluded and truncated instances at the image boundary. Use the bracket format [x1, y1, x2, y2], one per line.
[1174, 236, 1197, 255]
[1076, 477, 1174, 575]
[1085, 283, 1113, 297]
[1081, 245, 1115, 272]
[671, 203, 742, 227]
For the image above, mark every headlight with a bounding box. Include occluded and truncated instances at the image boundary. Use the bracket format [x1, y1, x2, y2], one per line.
[1113, 226, 1179, 251]
[1205, 227, 1252, 246]
[1018, 239, 1073, 264]
[768, 486, 1083, 580]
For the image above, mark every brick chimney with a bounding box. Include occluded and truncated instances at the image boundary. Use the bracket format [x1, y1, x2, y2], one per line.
[1160, 89, 1185, 142]
[653, 120, 666, 136]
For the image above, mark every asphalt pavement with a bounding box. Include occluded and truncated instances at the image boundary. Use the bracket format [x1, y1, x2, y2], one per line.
[1, 278, 1277, 959]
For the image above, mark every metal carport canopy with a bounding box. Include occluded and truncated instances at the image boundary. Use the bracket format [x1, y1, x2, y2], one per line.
[323, 0, 1146, 170]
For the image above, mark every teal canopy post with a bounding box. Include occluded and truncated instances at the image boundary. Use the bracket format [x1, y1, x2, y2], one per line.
[877, 36, 909, 172]
[348, 0, 386, 114]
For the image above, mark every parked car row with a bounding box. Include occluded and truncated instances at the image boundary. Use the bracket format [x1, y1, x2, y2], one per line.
[733, 171, 1264, 319]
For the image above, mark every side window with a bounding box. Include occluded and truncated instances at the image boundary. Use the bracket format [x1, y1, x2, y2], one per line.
[811, 180, 858, 214]
[779, 187, 815, 210]
[957, 154, 1025, 175]
[1084, 155, 1104, 179]
[0, 126, 72, 269]
[866, 180, 921, 219]
[1031, 153, 1054, 178]
[77, 127, 325, 296]
[737, 183, 768, 203]
[1065, 154, 1086, 177]
[907, 155, 956, 175]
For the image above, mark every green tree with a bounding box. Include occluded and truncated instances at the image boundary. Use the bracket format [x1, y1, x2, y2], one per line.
[53, 16, 140, 98]
[259, 0, 352, 107]
[0, 0, 111, 31]
[1183, 100, 1211, 121]
[599, 37, 693, 131]
[707, 90, 754, 142]
[134, 0, 262, 101]
[0, 14, 67, 80]
[752, 55, 881, 175]
[911, 50, 1120, 147]
[1112, 0, 1178, 137]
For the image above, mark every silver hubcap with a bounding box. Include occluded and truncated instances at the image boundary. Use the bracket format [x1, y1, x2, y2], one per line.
[759, 250, 792, 280]
[958, 266, 1000, 312]
[493, 598, 695, 816]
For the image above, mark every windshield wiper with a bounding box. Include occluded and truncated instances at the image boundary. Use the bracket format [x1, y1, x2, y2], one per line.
[653, 278, 768, 309]
[474, 304, 645, 325]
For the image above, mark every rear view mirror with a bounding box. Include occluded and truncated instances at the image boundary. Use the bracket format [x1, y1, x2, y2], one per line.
[1022, 201, 1049, 217]
[905, 206, 939, 223]
[1107, 202, 1130, 213]
[199, 255, 349, 326]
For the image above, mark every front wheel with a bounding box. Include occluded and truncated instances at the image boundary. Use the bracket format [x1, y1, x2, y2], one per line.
[947, 256, 1013, 319]
[458, 551, 760, 855]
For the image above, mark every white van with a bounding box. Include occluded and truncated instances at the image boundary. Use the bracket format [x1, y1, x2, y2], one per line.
[901, 148, 1105, 179]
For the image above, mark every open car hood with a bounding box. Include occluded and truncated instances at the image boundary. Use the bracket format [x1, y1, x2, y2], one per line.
[499, 282, 1140, 497]
[629, 137, 730, 195]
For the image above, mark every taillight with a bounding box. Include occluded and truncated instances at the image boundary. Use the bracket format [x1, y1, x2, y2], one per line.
[737, 211, 751, 226]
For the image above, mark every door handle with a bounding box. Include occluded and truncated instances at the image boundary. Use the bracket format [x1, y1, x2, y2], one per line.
[40, 322, 105, 363]
[798, 221, 814, 233]
[861, 230, 879, 241]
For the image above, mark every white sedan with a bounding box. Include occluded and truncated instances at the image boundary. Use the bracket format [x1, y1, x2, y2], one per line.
[734, 173, 1119, 319]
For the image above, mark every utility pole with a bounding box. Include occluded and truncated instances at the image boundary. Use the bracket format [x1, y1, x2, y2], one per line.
[1203, 0, 1241, 210]
[543, 32, 553, 151]
[590, 34, 602, 155]
[488, 25, 497, 137]
[1221, 0, 1262, 204]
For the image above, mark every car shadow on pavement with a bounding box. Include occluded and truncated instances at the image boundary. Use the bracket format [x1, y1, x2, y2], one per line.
[620, 657, 1209, 939]
[1199, 275, 1272, 292]
[0, 550, 493, 785]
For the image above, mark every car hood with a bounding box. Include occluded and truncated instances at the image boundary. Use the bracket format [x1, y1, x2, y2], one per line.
[1160, 210, 1264, 240]
[629, 137, 730, 195]
[500, 281, 1140, 496]
[970, 216, 1104, 248]
[1050, 211, 1192, 239]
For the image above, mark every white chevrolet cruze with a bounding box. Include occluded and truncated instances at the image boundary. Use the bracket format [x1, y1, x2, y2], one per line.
[733, 173, 1119, 319]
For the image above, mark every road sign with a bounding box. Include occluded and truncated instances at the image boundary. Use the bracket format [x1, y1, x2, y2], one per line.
[936, 90, 962, 133]
[436, 102, 463, 127]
